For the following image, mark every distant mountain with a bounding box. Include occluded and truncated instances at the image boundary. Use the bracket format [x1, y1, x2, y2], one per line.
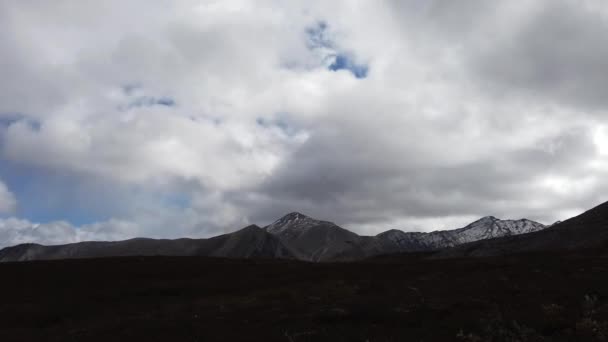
[437, 200, 608, 258]
[264, 212, 379, 261]
[263, 212, 546, 261]
[377, 216, 546, 252]
[0, 225, 294, 262]
[0, 211, 548, 262]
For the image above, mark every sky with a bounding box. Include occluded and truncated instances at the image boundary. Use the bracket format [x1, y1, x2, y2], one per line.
[1, 0, 608, 248]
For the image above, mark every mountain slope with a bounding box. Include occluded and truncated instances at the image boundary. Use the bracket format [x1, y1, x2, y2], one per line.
[0, 225, 294, 262]
[437, 200, 608, 257]
[264, 212, 546, 261]
[377, 216, 545, 252]
[264, 212, 379, 261]
[0, 212, 549, 262]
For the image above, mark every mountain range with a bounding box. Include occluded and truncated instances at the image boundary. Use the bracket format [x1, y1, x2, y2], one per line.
[0, 210, 547, 262]
[437, 200, 608, 258]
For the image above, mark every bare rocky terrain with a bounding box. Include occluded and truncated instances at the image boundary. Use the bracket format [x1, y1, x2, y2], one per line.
[0, 212, 546, 262]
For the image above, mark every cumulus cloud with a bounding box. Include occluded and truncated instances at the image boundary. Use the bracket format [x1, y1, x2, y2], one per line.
[0, 218, 140, 249]
[1, 0, 608, 246]
[0, 180, 16, 214]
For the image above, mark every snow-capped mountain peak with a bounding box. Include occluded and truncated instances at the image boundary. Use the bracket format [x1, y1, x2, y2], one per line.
[444, 216, 546, 246]
[265, 212, 330, 234]
[459, 216, 544, 233]
[374, 216, 546, 251]
[477, 215, 498, 222]
[0, 210, 549, 263]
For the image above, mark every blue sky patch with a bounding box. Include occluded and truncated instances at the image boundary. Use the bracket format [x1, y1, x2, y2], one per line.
[329, 54, 369, 79]
[118, 84, 176, 110]
[0, 164, 111, 225]
[306, 21, 332, 50]
[162, 192, 191, 210]
[0, 113, 41, 131]
[130, 96, 175, 108]
[0, 162, 190, 226]
[155, 97, 176, 107]
[304, 21, 369, 79]
[121, 96, 176, 110]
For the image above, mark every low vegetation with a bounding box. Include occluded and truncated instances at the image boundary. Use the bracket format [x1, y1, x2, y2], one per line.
[1, 250, 607, 341]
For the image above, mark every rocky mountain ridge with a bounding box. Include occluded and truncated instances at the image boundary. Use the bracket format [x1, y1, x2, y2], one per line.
[0, 212, 547, 262]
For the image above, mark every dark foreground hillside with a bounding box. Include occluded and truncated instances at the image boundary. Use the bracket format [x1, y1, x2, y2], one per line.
[2, 251, 608, 342]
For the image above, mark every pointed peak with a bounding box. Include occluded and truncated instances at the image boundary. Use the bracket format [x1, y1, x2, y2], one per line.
[265, 211, 329, 234]
[268, 212, 316, 227]
[239, 224, 262, 232]
[477, 215, 499, 222]
[384, 228, 404, 233]
[280, 212, 310, 220]
[377, 229, 405, 236]
[458, 216, 500, 230]
[376, 229, 418, 240]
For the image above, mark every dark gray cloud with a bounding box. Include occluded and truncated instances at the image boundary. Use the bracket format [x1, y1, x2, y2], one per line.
[472, 1, 608, 110]
[245, 123, 600, 227]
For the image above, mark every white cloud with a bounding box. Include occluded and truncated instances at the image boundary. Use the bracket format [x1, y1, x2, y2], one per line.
[0, 218, 141, 249]
[0, 180, 16, 214]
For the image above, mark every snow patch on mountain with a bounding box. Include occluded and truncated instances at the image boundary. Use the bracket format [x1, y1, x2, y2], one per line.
[377, 216, 546, 250]
[265, 212, 334, 234]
